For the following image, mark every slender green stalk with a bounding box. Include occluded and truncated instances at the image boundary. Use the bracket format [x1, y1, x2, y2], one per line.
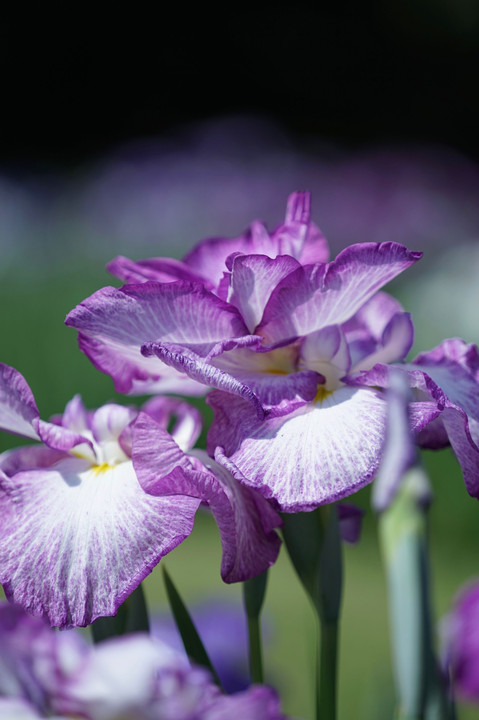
[282, 505, 342, 720]
[247, 615, 264, 684]
[242, 571, 268, 684]
[318, 619, 339, 720]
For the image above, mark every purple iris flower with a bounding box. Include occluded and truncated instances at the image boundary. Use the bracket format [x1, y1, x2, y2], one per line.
[0, 602, 291, 720]
[67, 192, 328, 397]
[0, 363, 281, 628]
[66, 192, 479, 512]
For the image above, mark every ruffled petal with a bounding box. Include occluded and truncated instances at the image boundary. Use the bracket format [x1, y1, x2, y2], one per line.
[299, 325, 351, 389]
[342, 291, 405, 342]
[34, 420, 95, 458]
[131, 414, 282, 582]
[141, 342, 265, 418]
[0, 445, 66, 477]
[0, 363, 40, 440]
[0, 458, 200, 628]
[141, 395, 202, 452]
[258, 242, 421, 343]
[107, 254, 212, 287]
[66, 282, 249, 394]
[352, 312, 414, 372]
[182, 221, 275, 288]
[78, 333, 205, 396]
[59, 395, 89, 434]
[227, 254, 301, 332]
[346, 359, 479, 498]
[207, 386, 390, 511]
[273, 191, 329, 264]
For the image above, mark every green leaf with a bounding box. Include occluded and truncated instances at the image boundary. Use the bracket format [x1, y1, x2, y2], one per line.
[162, 566, 222, 689]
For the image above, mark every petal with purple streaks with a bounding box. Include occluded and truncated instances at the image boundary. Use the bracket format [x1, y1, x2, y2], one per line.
[131, 414, 281, 582]
[258, 242, 422, 343]
[0, 458, 200, 628]
[0, 363, 40, 440]
[107, 255, 212, 287]
[66, 282, 249, 394]
[207, 386, 390, 511]
[227, 254, 301, 332]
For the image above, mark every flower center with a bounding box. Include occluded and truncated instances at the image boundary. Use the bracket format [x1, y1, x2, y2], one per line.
[314, 386, 333, 405]
[91, 462, 114, 475]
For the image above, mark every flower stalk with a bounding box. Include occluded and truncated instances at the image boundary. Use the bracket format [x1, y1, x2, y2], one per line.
[282, 504, 342, 720]
[242, 570, 268, 684]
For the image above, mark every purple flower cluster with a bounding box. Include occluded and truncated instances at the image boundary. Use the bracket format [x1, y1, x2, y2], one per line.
[444, 581, 479, 703]
[1, 189, 479, 716]
[66, 192, 479, 511]
[0, 602, 287, 719]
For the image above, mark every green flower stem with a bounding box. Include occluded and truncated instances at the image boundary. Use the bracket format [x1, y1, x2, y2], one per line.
[243, 571, 268, 684]
[247, 614, 264, 684]
[317, 618, 339, 720]
[282, 505, 342, 720]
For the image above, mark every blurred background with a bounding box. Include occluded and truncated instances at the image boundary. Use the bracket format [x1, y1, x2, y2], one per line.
[1, 6, 479, 718]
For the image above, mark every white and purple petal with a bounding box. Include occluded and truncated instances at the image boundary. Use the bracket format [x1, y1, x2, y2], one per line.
[258, 242, 421, 343]
[0, 458, 200, 628]
[299, 325, 351, 389]
[182, 221, 276, 289]
[207, 386, 391, 511]
[141, 395, 202, 452]
[346, 357, 479, 498]
[227, 254, 301, 333]
[66, 282, 250, 394]
[342, 291, 406, 344]
[272, 191, 329, 265]
[141, 342, 266, 418]
[352, 312, 414, 372]
[131, 413, 282, 582]
[0, 365, 93, 457]
[0, 363, 41, 440]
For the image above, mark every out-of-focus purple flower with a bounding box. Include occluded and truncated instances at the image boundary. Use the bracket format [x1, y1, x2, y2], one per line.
[337, 504, 365, 544]
[0, 363, 281, 628]
[0, 601, 291, 720]
[443, 581, 479, 703]
[152, 602, 252, 694]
